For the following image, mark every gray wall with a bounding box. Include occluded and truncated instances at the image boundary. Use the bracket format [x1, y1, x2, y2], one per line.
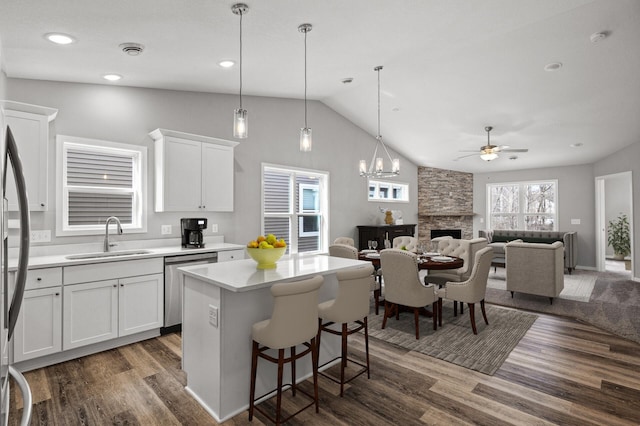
[473, 164, 596, 269]
[594, 141, 640, 278]
[6, 78, 418, 248]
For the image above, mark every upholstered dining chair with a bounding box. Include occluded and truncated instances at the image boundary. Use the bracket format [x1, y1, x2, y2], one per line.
[333, 237, 355, 247]
[328, 244, 381, 314]
[379, 249, 438, 339]
[249, 275, 323, 424]
[317, 264, 375, 396]
[435, 247, 493, 335]
[392, 236, 418, 252]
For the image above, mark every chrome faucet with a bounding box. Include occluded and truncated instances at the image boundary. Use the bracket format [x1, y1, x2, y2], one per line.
[104, 216, 123, 252]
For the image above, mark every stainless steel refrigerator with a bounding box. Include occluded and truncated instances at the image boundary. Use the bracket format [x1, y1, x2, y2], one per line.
[1, 125, 33, 425]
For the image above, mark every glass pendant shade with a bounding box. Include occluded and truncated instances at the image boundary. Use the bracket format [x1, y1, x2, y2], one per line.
[300, 127, 312, 152]
[233, 108, 248, 138]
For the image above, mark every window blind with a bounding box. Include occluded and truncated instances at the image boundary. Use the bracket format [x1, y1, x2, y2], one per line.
[67, 149, 133, 188]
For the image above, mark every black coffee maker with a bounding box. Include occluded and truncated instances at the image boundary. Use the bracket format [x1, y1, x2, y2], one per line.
[181, 218, 207, 248]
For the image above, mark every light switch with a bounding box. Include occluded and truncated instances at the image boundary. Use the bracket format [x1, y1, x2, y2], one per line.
[161, 225, 172, 235]
[571, 219, 581, 225]
[209, 304, 218, 327]
[211, 224, 219, 233]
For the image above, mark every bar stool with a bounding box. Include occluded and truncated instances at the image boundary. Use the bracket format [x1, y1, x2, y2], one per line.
[249, 275, 324, 425]
[317, 264, 374, 396]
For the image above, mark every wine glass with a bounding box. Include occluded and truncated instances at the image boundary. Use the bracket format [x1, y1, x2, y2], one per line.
[367, 240, 373, 250]
[371, 240, 378, 251]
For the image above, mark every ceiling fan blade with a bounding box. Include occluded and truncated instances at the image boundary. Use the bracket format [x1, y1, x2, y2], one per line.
[501, 148, 528, 152]
[458, 149, 481, 153]
[454, 153, 479, 161]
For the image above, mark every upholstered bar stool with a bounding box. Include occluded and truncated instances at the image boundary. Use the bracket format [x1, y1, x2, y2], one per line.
[329, 244, 381, 314]
[317, 264, 375, 396]
[249, 275, 324, 425]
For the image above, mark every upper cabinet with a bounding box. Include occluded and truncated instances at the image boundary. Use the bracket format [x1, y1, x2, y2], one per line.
[150, 128, 238, 212]
[1, 101, 58, 211]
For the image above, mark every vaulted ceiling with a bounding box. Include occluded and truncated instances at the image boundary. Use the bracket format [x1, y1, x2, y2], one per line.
[1, 0, 639, 173]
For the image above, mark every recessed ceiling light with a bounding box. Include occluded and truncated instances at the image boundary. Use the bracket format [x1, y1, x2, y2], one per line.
[590, 31, 608, 43]
[119, 42, 144, 56]
[44, 33, 76, 45]
[392, 107, 400, 112]
[544, 62, 563, 72]
[341, 78, 354, 84]
[509, 155, 518, 160]
[219, 60, 235, 68]
[102, 74, 122, 82]
[570, 142, 583, 148]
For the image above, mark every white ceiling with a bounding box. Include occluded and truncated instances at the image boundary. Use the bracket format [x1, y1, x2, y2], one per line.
[1, 0, 639, 173]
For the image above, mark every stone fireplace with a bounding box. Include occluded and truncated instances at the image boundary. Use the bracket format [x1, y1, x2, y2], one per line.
[418, 167, 474, 241]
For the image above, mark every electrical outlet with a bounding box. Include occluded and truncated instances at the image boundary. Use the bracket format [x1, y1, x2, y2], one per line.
[211, 224, 219, 233]
[209, 304, 218, 327]
[161, 225, 172, 235]
[30, 230, 51, 243]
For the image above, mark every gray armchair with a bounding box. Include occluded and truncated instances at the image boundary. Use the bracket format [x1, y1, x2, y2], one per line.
[505, 241, 564, 304]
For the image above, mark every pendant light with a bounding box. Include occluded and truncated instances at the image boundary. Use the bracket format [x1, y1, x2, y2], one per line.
[359, 66, 399, 178]
[232, 3, 248, 139]
[298, 23, 313, 152]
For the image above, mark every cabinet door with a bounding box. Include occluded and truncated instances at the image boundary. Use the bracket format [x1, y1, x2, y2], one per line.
[201, 142, 234, 211]
[4, 109, 49, 211]
[118, 273, 163, 337]
[159, 137, 202, 211]
[63, 279, 118, 350]
[13, 287, 62, 362]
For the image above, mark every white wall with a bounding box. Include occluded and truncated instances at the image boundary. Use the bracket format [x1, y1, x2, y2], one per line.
[473, 163, 595, 269]
[6, 78, 419, 248]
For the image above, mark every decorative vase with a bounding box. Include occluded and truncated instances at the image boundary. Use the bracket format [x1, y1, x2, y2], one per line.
[384, 210, 394, 225]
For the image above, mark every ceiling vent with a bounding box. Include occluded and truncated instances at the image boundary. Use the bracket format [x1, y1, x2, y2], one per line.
[119, 42, 145, 56]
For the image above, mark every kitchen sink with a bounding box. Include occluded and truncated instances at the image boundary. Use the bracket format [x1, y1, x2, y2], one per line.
[65, 249, 153, 260]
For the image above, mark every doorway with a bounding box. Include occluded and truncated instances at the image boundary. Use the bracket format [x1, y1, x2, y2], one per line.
[595, 171, 634, 275]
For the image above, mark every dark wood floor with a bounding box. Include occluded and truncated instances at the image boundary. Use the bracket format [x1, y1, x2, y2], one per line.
[9, 307, 640, 425]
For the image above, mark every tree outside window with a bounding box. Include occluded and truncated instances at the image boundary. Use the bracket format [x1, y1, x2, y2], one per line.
[488, 180, 557, 230]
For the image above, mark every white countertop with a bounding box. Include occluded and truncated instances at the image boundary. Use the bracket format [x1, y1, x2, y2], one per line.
[178, 253, 369, 292]
[9, 237, 246, 270]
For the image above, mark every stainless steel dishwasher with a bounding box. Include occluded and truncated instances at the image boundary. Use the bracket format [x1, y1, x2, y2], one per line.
[163, 252, 218, 333]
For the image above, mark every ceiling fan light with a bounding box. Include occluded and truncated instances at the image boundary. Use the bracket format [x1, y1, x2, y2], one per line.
[480, 152, 498, 161]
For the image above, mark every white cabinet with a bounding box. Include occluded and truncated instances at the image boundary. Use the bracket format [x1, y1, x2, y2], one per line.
[63, 258, 164, 351]
[0, 101, 58, 211]
[63, 279, 118, 350]
[13, 287, 62, 362]
[12, 267, 63, 362]
[150, 128, 238, 212]
[118, 274, 164, 337]
[218, 249, 245, 262]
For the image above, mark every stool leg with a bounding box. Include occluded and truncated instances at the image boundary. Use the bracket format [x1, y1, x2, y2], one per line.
[291, 345, 297, 397]
[276, 348, 284, 425]
[340, 323, 347, 396]
[310, 336, 319, 413]
[249, 340, 259, 421]
[374, 288, 380, 315]
[364, 316, 370, 379]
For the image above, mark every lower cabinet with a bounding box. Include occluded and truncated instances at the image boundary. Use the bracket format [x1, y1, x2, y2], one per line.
[13, 286, 62, 363]
[63, 273, 163, 350]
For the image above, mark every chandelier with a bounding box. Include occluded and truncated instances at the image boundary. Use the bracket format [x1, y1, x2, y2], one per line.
[359, 66, 399, 178]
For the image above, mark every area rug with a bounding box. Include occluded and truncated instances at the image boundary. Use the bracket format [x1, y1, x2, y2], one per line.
[485, 268, 640, 344]
[367, 304, 537, 375]
[487, 268, 597, 302]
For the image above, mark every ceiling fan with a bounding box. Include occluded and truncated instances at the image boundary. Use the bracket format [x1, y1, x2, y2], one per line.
[455, 126, 528, 161]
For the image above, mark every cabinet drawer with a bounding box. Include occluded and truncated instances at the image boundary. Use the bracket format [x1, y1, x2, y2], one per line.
[64, 258, 163, 285]
[25, 267, 63, 290]
[218, 249, 244, 262]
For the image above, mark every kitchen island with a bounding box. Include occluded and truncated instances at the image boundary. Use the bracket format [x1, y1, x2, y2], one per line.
[178, 253, 367, 422]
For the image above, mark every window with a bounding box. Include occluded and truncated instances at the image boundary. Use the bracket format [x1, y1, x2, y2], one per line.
[368, 179, 409, 202]
[487, 180, 557, 230]
[56, 135, 147, 236]
[262, 164, 329, 254]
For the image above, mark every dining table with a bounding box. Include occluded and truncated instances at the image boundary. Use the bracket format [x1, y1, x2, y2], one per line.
[358, 250, 463, 317]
